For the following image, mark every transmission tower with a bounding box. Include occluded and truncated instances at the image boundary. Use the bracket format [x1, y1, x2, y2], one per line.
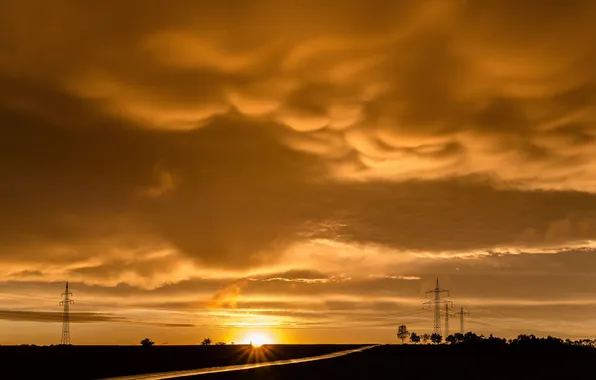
[59, 281, 74, 345]
[423, 278, 450, 336]
[453, 307, 470, 334]
[443, 301, 454, 337]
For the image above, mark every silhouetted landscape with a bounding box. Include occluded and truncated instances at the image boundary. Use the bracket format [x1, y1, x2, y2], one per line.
[0, 344, 365, 379]
[3, 334, 596, 379]
[194, 341, 596, 380]
[3, 1, 596, 379]
[197, 334, 596, 379]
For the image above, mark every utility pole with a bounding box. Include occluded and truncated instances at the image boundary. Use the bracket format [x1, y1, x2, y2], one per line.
[423, 278, 450, 336]
[59, 281, 74, 345]
[454, 307, 470, 334]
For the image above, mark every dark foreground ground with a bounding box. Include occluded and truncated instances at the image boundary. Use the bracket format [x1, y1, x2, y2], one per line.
[2, 343, 596, 379]
[0, 344, 365, 379]
[196, 344, 596, 380]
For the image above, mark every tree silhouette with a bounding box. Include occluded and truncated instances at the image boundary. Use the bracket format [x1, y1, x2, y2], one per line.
[397, 324, 410, 344]
[445, 333, 465, 345]
[453, 333, 465, 344]
[410, 332, 420, 344]
[421, 333, 430, 344]
[486, 334, 507, 347]
[201, 338, 212, 345]
[463, 332, 483, 344]
[430, 333, 442, 344]
[215, 341, 226, 345]
[140, 338, 154, 347]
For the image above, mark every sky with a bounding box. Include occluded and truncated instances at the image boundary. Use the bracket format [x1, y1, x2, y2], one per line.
[1, 0, 596, 345]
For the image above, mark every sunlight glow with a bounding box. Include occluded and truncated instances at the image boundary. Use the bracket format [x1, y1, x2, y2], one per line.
[244, 332, 273, 347]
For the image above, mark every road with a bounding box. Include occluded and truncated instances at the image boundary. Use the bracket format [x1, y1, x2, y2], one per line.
[102, 345, 378, 380]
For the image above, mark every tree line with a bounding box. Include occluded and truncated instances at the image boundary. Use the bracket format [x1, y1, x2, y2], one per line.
[397, 324, 596, 348]
[140, 337, 228, 346]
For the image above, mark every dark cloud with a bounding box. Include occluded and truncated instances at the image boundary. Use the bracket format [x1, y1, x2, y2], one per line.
[0, 310, 195, 328]
[0, 310, 123, 323]
[3, 109, 595, 272]
[318, 178, 596, 252]
[0, 98, 325, 270]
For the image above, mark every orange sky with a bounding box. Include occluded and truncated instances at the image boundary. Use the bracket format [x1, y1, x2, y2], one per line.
[2, 0, 596, 344]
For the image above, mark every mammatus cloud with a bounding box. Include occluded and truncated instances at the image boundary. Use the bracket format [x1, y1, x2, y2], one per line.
[5, 1, 592, 190]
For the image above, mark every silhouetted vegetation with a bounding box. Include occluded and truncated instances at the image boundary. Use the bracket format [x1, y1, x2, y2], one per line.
[140, 338, 154, 347]
[396, 324, 409, 344]
[407, 331, 596, 349]
[409, 332, 420, 344]
[430, 333, 442, 344]
[201, 337, 212, 345]
[449, 332, 596, 349]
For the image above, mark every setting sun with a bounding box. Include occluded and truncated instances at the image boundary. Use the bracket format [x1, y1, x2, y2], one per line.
[244, 333, 273, 347]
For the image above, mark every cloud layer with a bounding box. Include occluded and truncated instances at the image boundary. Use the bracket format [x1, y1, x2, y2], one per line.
[1, 0, 596, 342]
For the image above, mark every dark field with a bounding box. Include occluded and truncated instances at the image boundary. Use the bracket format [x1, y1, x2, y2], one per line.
[0, 344, 366, 379]
[3, 343, 596, 379]
[197, 344, 596, 380]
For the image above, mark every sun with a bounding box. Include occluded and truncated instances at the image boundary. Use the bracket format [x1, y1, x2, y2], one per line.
[244, 333, 273, 347]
